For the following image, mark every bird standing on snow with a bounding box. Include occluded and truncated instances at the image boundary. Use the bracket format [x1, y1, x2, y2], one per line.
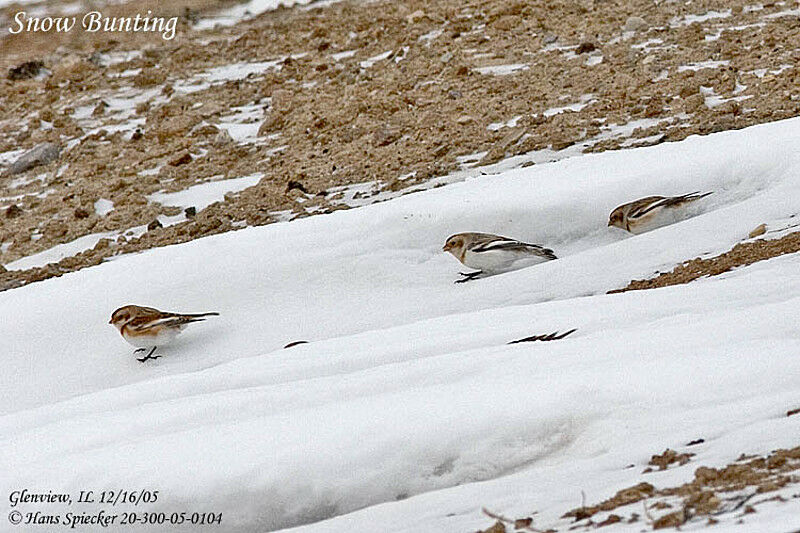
[109, 305, 219, 362]
[608, 191, 712, 234]
[442, 232, 557, 283]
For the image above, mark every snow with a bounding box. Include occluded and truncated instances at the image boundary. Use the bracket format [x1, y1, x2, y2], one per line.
[474, 63, 529, 76]
[632, 38, 664, 49]
[584, 54, 603, 66]
[199, 61, 283, 83]
[750, 64, 793, 78]
[700, 85, 752, 109]
[359, 50, 393, 69]
[7, 171, 46, 189]
[93, 50, 143, 67]
[0, 0, 39, 7]
[419, 28, 444, 43]
[112, 67, 142, 78]
[218, 104, 266, 144]
[487, 115, 522, 131]
[331, 49, 357, 61]
[3, 117, 800, 532]
[175, 61, 283, 94]
[677, 59, 731, 72]
[671, 9, 732, 26]
[147, 173, 263, 211]
[194, 0, 337, 30]
[4, 231, 115, 271]
[63, 86, 156, 142]
[94, 198, 114, 216]
[764, 8, 800, 19]
[543, 94, 596, 117]
[0, 147, 26, 167]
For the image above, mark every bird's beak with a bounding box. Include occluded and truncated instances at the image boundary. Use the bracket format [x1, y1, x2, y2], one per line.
[108, 319, 113, 324]
[607, 220, 613, 227]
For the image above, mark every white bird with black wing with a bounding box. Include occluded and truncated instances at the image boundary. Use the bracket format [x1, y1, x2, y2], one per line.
[442, 232, 557, 282]
[109, 305, 219, 362]
[608, 191, 712, 234]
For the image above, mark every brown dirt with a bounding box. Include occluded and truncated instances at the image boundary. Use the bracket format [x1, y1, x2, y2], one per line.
[2, 0, 800, 291]
[644, 448, 695, 472]
[610, 229, 800, 294]
[562, 482, 656, 522]
[553, 445, 800, 530]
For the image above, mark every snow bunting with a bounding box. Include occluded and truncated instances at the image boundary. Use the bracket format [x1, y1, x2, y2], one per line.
[109, 305, 219, 362]
[608, 192, 712, 234]
[443, 232, 557, 282]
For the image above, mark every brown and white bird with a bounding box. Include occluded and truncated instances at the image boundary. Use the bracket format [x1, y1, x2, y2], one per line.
[109, 305, 219, 362]
[443, 232, 557, 283]
[608, 191, 712, 234]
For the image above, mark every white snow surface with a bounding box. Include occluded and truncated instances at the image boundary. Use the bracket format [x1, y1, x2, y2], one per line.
[0, 0, 39, 7]
[474, 63, 529, 76]
[5, 231, 116, 271]
[147, 173, 263, 211]
[194, 0, 332, 29]
[94, 198, 115, 216]
[4, 118, 800, 532]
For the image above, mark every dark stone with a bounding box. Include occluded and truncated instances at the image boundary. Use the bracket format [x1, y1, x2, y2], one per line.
[8, 60, 47, 81]
[5, 204, 23, 218]
[285, 180, 308, 193]
[4, 143, 60, 176]
[169, 152, 192, 166]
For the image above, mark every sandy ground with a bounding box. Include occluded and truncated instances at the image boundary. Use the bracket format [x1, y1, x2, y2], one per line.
[1, 0, 800, 290]
[611, 228, 800, 293]
[478, 443, 800, 532]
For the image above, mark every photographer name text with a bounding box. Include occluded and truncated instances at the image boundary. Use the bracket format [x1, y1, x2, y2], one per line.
[7, 489, 222, 528]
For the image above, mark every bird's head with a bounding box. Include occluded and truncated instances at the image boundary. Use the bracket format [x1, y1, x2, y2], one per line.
[608, 208, 625, 229]
[109, 305, 136, 329]
[442, 235, 465, 256]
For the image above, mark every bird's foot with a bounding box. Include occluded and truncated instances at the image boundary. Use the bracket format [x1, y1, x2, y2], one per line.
[136, 347, 160, 362]
[455, 271, 483, 283]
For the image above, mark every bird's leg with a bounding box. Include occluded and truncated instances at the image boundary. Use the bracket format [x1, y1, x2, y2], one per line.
[133, 348, 146, 354]
[455, 271, 483, 283]
[136, 346, 161, 362]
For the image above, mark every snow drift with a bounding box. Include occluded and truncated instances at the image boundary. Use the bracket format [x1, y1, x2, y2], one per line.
[3, 117, 800, 532]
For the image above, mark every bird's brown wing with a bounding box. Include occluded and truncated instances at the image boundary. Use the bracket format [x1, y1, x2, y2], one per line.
[625, 196, 668, 219]
[657, 191, 713, 208]
[630, 192, 712, 219]
[472, 236, 557, 260]
[126, 314, 206, 332]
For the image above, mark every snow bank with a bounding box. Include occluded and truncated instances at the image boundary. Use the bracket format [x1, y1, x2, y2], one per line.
[3, 118, 800, 532]
[194, 0, 332, 30]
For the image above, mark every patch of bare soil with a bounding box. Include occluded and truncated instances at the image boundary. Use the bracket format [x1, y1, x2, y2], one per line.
[644, 448, 695, 473]
[610, 229, 800, 294]
[567, 446, 800, 529]
[476, 445, 800, 532]
[1, 0, 800, 291]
